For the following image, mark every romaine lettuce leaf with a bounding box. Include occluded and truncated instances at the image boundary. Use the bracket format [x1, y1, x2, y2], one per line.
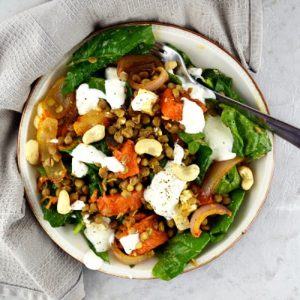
[63, 25, 155, 94]
[152, 232, 210, 280]
[178, 131, 213, 183]
[201, 68, 244, 103]
[221, 105, 272, 160]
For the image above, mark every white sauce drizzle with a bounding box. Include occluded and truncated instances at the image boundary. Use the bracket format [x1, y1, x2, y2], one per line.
[144, 144, 186, 220]
[105, 79, 126, 109]
[71, 157, 88, 178]
[187, 67, 203, 79]
[76, 84, 105, 115]
[71, 144, 124, 173]
[204, 115, 236, 161]
[83, 250, 104, 270]
[180, 97, 205, 133]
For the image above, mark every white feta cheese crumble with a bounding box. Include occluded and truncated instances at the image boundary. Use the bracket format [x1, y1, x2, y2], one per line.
[119, 233, 140, 255]
[84, 221, 114, 252]
[70, 200, 86, 210]
[131, 89, 158, 115]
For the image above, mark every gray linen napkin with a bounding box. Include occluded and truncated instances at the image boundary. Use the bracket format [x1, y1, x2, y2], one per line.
[0, 0, 263, 299]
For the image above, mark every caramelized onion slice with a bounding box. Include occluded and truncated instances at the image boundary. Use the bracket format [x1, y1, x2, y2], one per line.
[111, 243, 154, 265]
[190, 204, 232, 237]
[117, 54, 162, 77]
[73, 110, 111, 136]
[128, 67, 169, 91]
[37, 117, 66, 183]
[201, 157, 244, 196]
[40, 77, 75, 119]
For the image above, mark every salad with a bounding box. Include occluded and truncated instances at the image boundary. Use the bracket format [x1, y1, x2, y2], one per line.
[25, 25, 272, 280]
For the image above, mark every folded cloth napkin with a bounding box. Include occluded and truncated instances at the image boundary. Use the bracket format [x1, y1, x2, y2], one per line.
[0, 0, 263, 299]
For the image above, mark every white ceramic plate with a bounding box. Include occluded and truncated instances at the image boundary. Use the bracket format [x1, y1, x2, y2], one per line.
[18, 22, 274, 279]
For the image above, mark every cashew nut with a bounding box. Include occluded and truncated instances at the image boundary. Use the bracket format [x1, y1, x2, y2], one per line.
[134, 139, 162, 157]
[82, 124, 105, 144]
[57, 190, 71, 214]
[172, 164, 200, 182]
[238, 166, 254, 190]
[25, 139, 39, 165]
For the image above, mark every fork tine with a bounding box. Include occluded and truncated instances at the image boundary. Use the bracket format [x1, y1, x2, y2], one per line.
[154, 41, 164, 50]
[150, 42, 166, 58]
[152, 44, 164, 53]
[149, 48, 163, 58]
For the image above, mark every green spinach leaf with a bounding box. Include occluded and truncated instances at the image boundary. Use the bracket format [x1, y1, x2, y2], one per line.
[168, 72, 182, 85]
[63, 26, 155, 94]
[124, 82, 134, 107]
[86, 164, 102, 196]
[178, 132, 205, 155]
[37, 166, 47, 176]
[216, 166, 241, 194]
[92, 140, 112, 156]
[59, 148, 73, 154]
[42, 202, 72, 227]
[221, 105, 272, 160]
[210, 189, 245, 242]
[194, 144, 213, 184]
[152, 232, 210, 280]
[178, 132, 213, 182]
[73, 211, 86, 234]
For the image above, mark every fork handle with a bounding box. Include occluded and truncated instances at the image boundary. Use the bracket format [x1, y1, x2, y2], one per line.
[215, 92, 300, 148]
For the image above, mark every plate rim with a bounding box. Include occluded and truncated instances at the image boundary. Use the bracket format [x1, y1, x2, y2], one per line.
[17, 21, 275, 279]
